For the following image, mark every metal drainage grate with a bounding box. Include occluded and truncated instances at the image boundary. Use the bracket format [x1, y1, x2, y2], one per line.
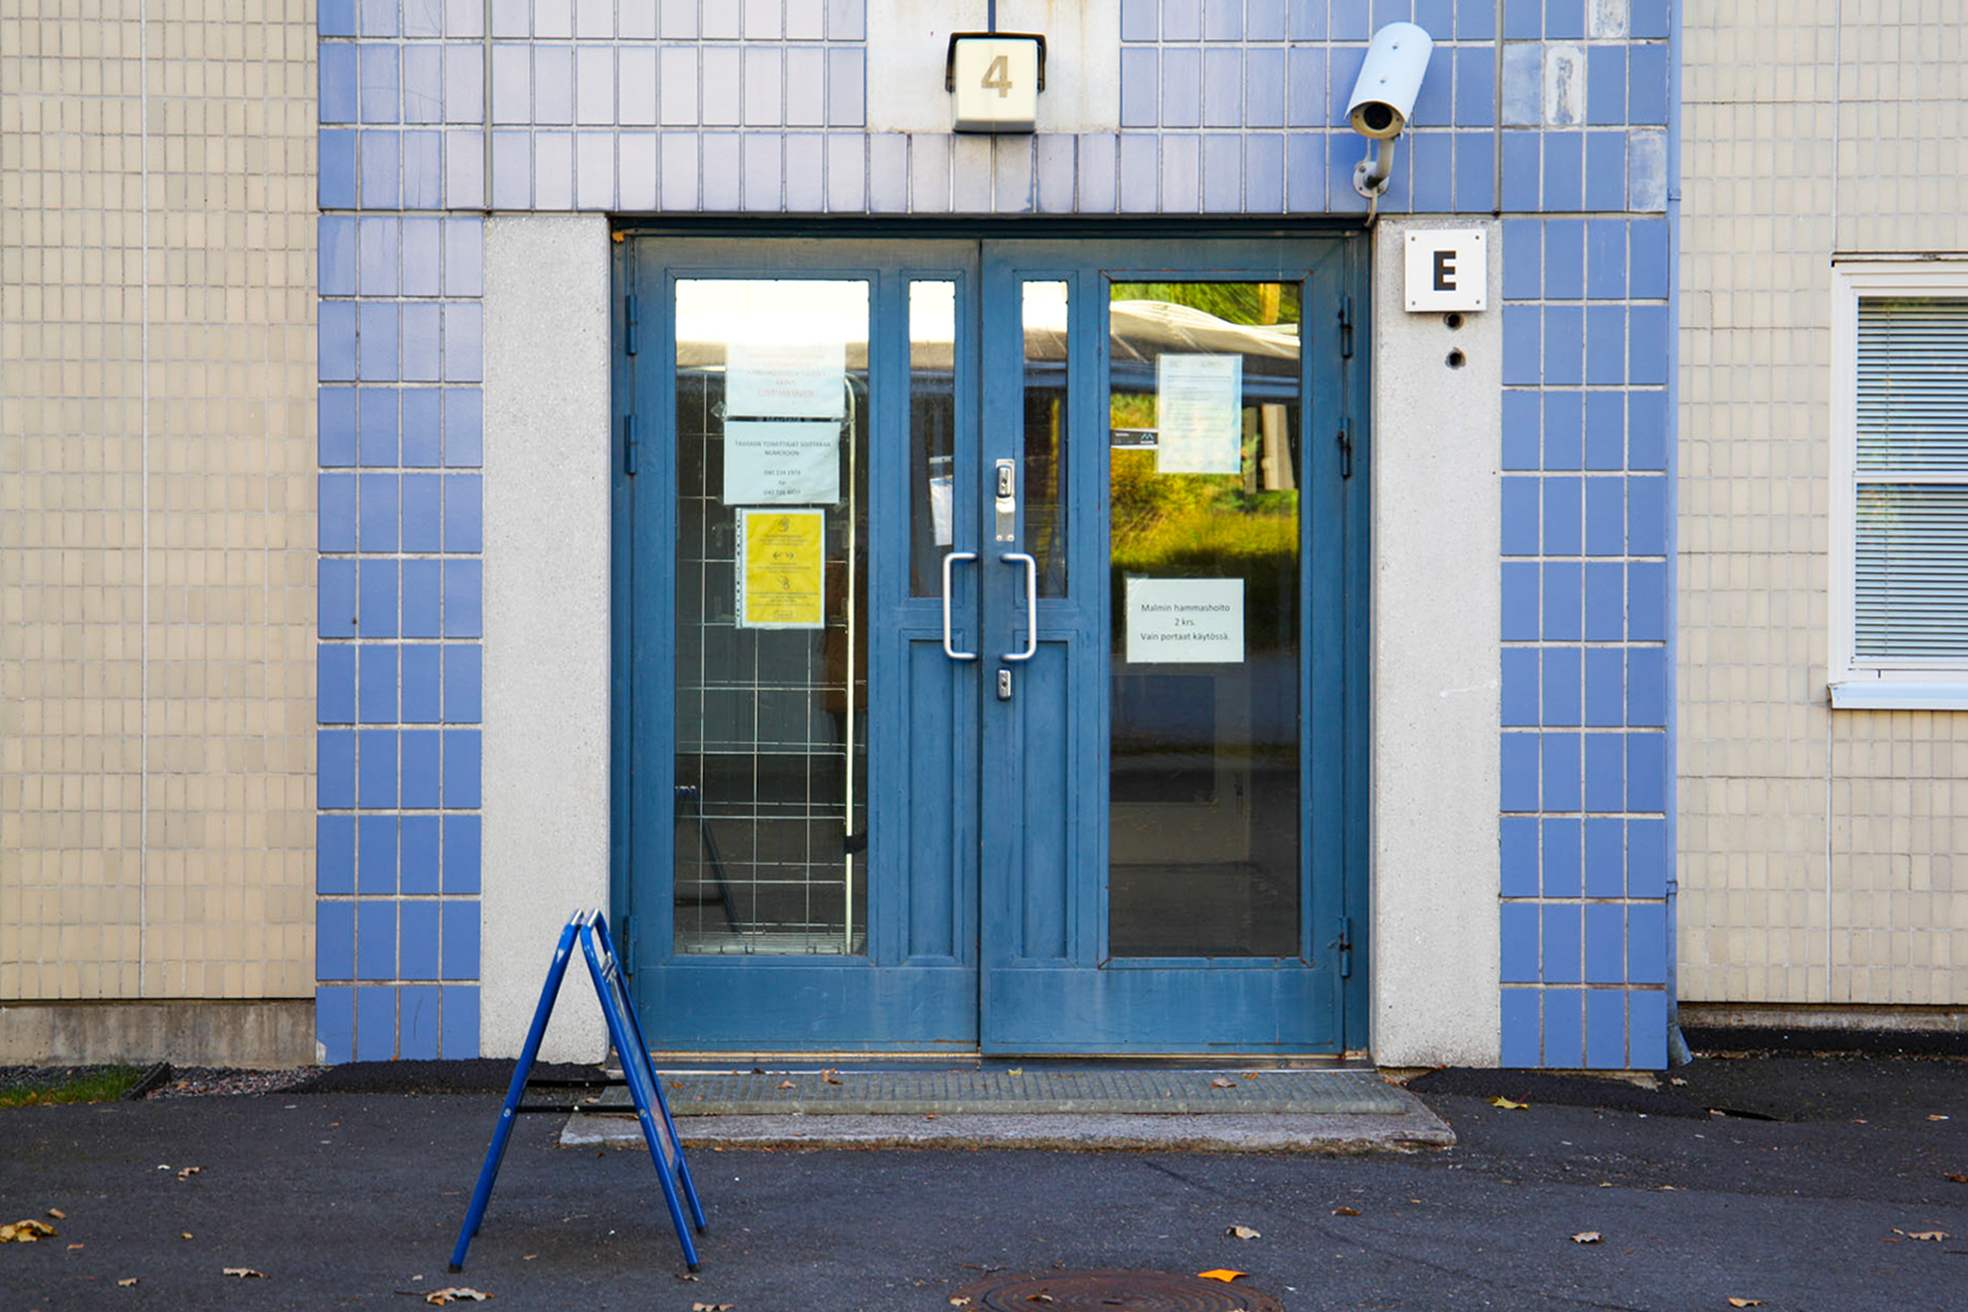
[950, 1269, 1287, 1312]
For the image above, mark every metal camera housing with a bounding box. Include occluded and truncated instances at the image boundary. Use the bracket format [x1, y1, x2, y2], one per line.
[1345, 22, 1435, 199]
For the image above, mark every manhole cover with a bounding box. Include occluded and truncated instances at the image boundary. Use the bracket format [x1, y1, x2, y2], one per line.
[950, 1269, 1286, 1312]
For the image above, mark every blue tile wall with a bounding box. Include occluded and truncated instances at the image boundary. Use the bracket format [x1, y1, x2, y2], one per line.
[320, 0, 1674, 1068]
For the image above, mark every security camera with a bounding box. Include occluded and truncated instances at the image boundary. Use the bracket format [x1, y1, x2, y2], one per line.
[1345, 22, 1435, 201]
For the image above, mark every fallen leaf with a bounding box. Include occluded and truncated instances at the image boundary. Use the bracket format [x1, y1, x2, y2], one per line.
[1006, 1067, 1023, 1076]
[1331, 1206, 1360, 1217]
[1489, 1096, 1529, 1110]
[689, 1303, 733, 1311]
[1929, 1115, 1950, 1121]
[178, 1167, 202, 1180]
[47, 1208, 66, 1220]
[1196, 1270, 1246, 1283]
[67, 1243, 85, 1250]
[425, 1289, 490, 1305]
[822, 1069, 842, 1085]
[1668, 1077, 1688, 1086]
[1571, 1232, 1602, 1244]
[522, 1254, 536, 1260]
[950, 1299, 972, 1308]
[1224, 1224, 1261, 1239]
[1242, 1072, 1259, 1080]
[182, 1232, 194, 1239]
[222, 1268, 267, 1278]
[1209, 1077, 1236, 1089]
[0, 1219, 57, 1243]
[775, 1080, 795, 1090]
[1946, 1173, 1968, 1184]
[1896, 1229, 1949, 1242]
[1727, 1300, 1762, 1308]
[118, 1277, 139, 1287]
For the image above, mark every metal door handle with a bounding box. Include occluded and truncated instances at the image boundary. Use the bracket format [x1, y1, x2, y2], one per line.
[941, 551, 978, 661]
[1002, 552, 1037, 662]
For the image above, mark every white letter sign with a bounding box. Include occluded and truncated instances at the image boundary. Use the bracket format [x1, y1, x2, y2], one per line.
[723, 420, 839, 506]
[1155, 354, 1243, 475]
[725, 340, 846, 419]
[1404, 229, 1488, 312]
[1126, 577, 1245, 664]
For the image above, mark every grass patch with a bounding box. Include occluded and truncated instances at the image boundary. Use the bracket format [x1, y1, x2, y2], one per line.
[0, 1065, 148, 1108]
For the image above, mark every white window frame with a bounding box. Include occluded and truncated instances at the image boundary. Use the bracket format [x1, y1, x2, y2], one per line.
[1830, 260, 1968, 709]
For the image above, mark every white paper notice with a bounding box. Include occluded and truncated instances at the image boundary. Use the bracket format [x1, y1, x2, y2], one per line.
[1155, 353, 1243, 474]
[725, 340, 847, 419]
[928, 474, 953, 546]
[1126, 577, 1245, 664]
[723, 420, 840, 505]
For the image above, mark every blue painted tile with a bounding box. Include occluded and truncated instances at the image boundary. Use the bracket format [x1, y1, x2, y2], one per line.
[1628, 390, 1667, 470]
[1408, 41, 1452, 131]
[1501, 219, 1540, 300]
[490, 131, 530, 208]
[1629, 218, 1669, 300]
[1584, 816, 1624, 897]
[1544, 561, 1582, 640]
[1499, 131, 1540, 209]
[785, 48, 826, 128]
[1454, 131, 1495, 211]
[1501, 815, 1540, 897]
[399, 984, 441, 1057]
[321, 128, 359, 209]
[444, 730, 482, 808]
[321, 560, 359, 637]
[1501, 647, 1539, 726]
[1245, 135, 1285, 212]
[1546, 0, 1585, 39]
[1544, 218, 1584, 299]
[1500, 902, 1540, 983]
[445, 388, 483, 466]
[1501, 305, 1541, 386]
[318, 901, 355, 980]
[1627, 818, 1667, 898]
[1542, 816, 1582, 897]
[359, 44, 400, 124]
[444, 126, 484, 207]
[443, 219, 482, 297]
[1203, 48, 1242, 127]
[1584, 131, 1626, 211]
[360, 128, 401, 210]
[400, 219, 442, 298]
[442, 902, 481, 981]
[1631, 0, 1670, 39]
[1586, 46, 1625, 125]
[321, 43, 359, 123]
[320, 301, 359, 381]
[321, 730, 358, 808]
[1582, 561, 1622, 641]
[402, 646, 441, 724]
[1583, 647, 1624, 728]
[1541, 732, 1582, 812]
[1542, 132, 1583, 211]
[1544, 306, 1584, 386]
[1501, 562, 1540, 640]
[400, 903, 442, 981]
[1543, 476, 1582, 555]
[1583, 731, 1625, 812]
[1586, 219, 1625, 299]
[316, 986, 355, 1063]
[1584, 989, 1626, 1068]
[1628, 904, 1667, 984]
[319, 814, 357, 895]
[358, 387, 398, 466]
[443, 561, 482, 637]
[1410, 132, 1452, 211]
[534, 131, 575, 210]
[358, 301, 398, 380]
[533, 44, 574, 124]
[440, 984, 480, 1057]
[401, 474, 442, 552]
[1284, 131, 1323, 212]
[1247, 0, 1287, 40]
[358, 645, 398, 725]
[1161, 48, 1202, 128]
[320, 0, 357, 36]
[1626, 647, 1666, 728]
[1628, 476, 1667, 555]
[358, 729, 398, 808]
[320, 474, 359, 551]
[359, 473, 398, 552]
[358, 0, 397, 36]
[1120, 0, 1158, 40]
[358, 813, 397, 893]
[1503, 390, 1540, 469]
[357, 902, 397, 981]
[1500, 988, 1541, 1066]
[401, 815, 442, 894]
[1286, 47, 1327, 128]
[1584, 390, 1624, 470]
[1628, 989, 1667, 1069]
[360, 559, 399, 638]
[1629, 42, 1669, 124]
[319, 644, 357, 724]
[1326, 132, 1369, 215]
[743, 48, 783, 129]
[320, 216, 358, 296]
[1541, 646, 1580, 727]
[402, 730, 443, 808]
[445, 645, 483, 724]
[1542, 904, 1582, 984]
[403, 46, 444, 126]
[1163, 0, 1202, 41]
[1205, 0, 1242, 39]
[1453, 44, 1495, 127]
[402, 389, 442, 467]
[320, 387, 358, 467]
[1628, 559, 1667, 640]
[1501, 477, 1540, 556]
[1628, 304, 1669, 385]
[355, 985, 397, 1060]
[1245, 48, 1285, 128]
[1118, 135, 1158, 213]
[1625, 731, 1667, 812]
[1500, 41, 1541, 125]
[445, 45, 485, 125]
[444, 815, 482, 894]
[1500, 732, 1540, 811]
[444, 303, 482, 382]
[1328, 0, 1368, 39]
[402, 560, 442, 637]
[1584, 476, 1623, 555]
[1543, 390, 1582, 470]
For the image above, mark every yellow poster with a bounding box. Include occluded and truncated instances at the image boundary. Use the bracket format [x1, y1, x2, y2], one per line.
[737, 508, 825, 629]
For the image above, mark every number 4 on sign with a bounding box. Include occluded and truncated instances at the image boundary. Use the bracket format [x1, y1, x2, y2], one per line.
[982, 55, 1012, 98]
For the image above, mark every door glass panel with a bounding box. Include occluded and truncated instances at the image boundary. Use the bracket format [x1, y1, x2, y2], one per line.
[673, 279, 870, 955]
[1106, 281, 1303, 958]
[910, 281, 958, 596]
[1022, 281, 1069, 596]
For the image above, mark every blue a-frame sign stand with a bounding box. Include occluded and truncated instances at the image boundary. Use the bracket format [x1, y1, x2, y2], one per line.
[449, 909, 707, 1272]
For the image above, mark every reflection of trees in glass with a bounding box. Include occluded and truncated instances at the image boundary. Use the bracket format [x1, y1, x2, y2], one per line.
[1117, 281, 1300, 327]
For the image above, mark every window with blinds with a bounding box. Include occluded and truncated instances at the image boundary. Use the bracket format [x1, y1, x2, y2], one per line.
[1853, 297, 1968, 665]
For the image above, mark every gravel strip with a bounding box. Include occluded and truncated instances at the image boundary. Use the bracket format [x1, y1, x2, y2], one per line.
[0, 1064, 324, 1100]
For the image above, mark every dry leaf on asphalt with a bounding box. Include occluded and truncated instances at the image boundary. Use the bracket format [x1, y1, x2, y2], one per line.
[1570, 1232, 1602, 1244]
[1331, 1206, 1359, 1217]
[775, 1081, 795, 1090]
[1025, 1295, 1053, 1304]
[117, 1278, 139, 1287]
[178, 1167, 202, 1180]
[181, 1232, 194, 1239]
[66, 1243, 84, 1251]
[1946, 1173, 1968, 1183]
[47, 1208, 66, 1220]
[1006, 1068, 1023, 1076]
[690, 1304, 733, 1311]
[426, 1288, 491, 1304]
[823, 1070, 842, 1085]
[1489, 1096, 1529, 1110]
[949, 1300, 971, 1308]
[1896, 1229, 1948, 1241]
[1196, 1270, 1246, 1283]
[0, 1219, 57, 1242]
[1727, 1300, 1762, 1308]
[1225, 1224, 1261, 1239]
[1930, 1115, 1950, 1121]
[222, 1267, 267, 1278]
[1209, 1077, 1236, 1089]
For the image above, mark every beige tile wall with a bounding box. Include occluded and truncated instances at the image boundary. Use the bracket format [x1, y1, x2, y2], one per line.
[1681, 1, 1968, 1008]
[0, 0, 316, 1003]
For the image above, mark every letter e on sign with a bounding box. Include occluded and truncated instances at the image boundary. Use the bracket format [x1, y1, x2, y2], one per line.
[1405, 230, 1487, 312]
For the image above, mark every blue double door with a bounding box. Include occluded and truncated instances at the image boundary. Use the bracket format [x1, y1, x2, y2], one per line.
[615, 234, 1366, 1055]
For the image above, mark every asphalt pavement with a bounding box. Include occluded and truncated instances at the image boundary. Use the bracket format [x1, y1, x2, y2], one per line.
[3, 1050, 1965, 1311]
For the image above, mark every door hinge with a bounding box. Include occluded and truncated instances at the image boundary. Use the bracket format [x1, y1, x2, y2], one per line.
[1336, 418, 1353, 480]
[1331, 915, 1353, 979]
[624, 293, 639, 356]
[1338, 295, 1354, 359]
[622, 414, 640, 475]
